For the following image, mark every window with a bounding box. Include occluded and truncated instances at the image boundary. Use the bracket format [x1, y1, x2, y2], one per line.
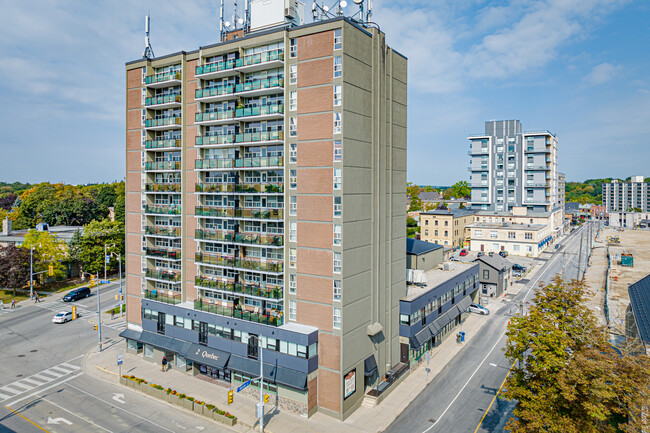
[334, 140, 342, 161]
[141, 109, 146, 125]
[334, 112, 341, 134]
[290, 64, 297, 84]
[425, 229, 428, 236]
[290, 39, 297, 58]
[289, 274, 297, 294]
[334, 84, 341, 106]
[290, 117, 297, 136]
[290, 143, 297, 163]
[490, 231, 498, 238]
[333, 307, 341, 329]
[435, 230, 438, 236]
[141, 88, 146, 105]
[290, 196, 297, 215]
[334, 56, 342, 77]
[444, 221, 448, 226]
[333, 224, 341, 245]
[333, 252, 342, 273]
[525, 232, 533, 240]
[425, 220, 429, 226]
[289, 248, 296, 268]
[144, 344, 154, 357]
[289, 300, 297, 321]
[483, 270, 489, 279]
[289, 221, 297, 242]
[334, 196, 342, 217]
[334, 28, 342, 50]
[333, 168, 341, 190]
[333, 280, 341, 301]
[290, 170, 297, 189]
[289, 90, 297, 111]
[508, 231, 516, 239]
[435, 220, 438, 226]
[142, 67, 146, 83]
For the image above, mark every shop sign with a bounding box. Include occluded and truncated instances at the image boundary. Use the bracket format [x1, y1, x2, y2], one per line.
[343, 368, 356, 400]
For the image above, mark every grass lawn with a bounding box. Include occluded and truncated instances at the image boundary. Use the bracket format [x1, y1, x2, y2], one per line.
[0, 290, 29, 304]
[106, 305, 126, 315]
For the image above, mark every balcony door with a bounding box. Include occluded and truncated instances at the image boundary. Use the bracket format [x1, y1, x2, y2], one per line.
[157, 312, 165, 334]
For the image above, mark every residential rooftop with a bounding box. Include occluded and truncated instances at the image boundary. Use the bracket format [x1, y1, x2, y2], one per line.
[421, 209, 477, 217]
[406, 238, 443, 256]
[404, 262, 478, 302]
[466, 222, 547, 231]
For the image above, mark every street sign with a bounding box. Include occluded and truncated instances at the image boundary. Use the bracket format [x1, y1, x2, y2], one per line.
[117, 354, 123, 366]
[237, 379, 251, 393]
[100, 280, 110, 284]
[72, 305, 77, 320]
[105, 255, 110, 264]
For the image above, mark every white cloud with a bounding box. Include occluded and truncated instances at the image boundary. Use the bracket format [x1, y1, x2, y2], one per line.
[585, 62, 622, 85]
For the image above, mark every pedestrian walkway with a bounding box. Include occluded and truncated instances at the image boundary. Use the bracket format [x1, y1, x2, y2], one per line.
[36, 301, 95, 317]
[0, 358, 82, 403]
[0, 308, 17, 316]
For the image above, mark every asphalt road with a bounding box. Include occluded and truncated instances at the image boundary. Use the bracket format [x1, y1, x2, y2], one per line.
[384, 223, 591, 433]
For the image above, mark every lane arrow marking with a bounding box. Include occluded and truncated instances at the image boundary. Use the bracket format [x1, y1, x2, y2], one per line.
[112, 393, 125, 404]
[48, 416, 73, 425]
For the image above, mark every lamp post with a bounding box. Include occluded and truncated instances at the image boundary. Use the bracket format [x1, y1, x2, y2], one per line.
[30, 245, 34, 300]
[110, 251, 123, 317]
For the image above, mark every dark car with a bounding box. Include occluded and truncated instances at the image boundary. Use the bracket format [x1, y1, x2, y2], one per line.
[477, 252, 485, 258]
[512, 264, 527, 272]
[63, 287, 91, 302]
[499, 251, 508, 258]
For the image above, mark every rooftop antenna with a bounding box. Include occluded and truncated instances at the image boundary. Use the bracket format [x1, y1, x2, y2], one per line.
[244, 0, 250, 32]
[233, 0, 238, 30]
[142, 14, 154, 59]
[219, 0, 226, 41]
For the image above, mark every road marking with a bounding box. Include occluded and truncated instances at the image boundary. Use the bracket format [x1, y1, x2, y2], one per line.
[473, 362, 516, 433]
[4, 405, 51, 432]
[41, 396, 113, 433]
[4, 373, 83, 407]
[489, 363, 497, 367]
[19, 378, 44, 387]
[47, 416, 72, 425]
[112, 393, 125, 404]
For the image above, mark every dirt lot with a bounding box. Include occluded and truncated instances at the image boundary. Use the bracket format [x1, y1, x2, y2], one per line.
[583, 227, 650, 331]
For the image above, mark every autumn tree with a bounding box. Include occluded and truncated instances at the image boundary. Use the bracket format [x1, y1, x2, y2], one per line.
[0, 245, 33, 296]
[78, 219, 125, 274]
[443, 180, 471, 199]
[21, 229, 68, 280]
[504, 276, 650, 433]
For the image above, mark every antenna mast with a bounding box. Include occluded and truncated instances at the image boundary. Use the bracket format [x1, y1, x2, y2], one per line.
[220, 0, 226, 41]
[142, 14, 154, 59]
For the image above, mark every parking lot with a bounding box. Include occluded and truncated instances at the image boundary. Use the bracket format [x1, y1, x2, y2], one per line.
[448, 249, 538, 280]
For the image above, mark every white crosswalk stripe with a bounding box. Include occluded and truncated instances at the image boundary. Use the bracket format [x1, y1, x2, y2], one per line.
[0, 359, 81, 403]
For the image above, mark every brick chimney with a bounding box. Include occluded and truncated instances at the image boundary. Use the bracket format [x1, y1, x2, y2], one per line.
[2, 218, 12, 236]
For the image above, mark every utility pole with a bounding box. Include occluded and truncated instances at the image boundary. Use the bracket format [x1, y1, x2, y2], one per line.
[104, 244, 108, 281]
[577, 231, 583, 281]
[118, 253, 123, 317]
[30, 245, 34, 300]
[97, 271, 102, 352]
[259, 338, 264, 433]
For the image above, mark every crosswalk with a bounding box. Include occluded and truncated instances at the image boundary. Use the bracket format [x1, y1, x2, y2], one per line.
[0, 359, 82, 403]
[36, 302, 127, 331]
[0, 307, 17, 316]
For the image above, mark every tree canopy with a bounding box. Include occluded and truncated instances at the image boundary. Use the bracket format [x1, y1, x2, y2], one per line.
[0, 245, 33, 295]
[76, 219, 125, 274]
[21, 230, 68, 279]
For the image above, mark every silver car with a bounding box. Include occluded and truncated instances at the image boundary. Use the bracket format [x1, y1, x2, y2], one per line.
[468, 303, 490, 315]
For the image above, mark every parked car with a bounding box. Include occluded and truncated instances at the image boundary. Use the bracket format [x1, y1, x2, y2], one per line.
[459, 249, 468, 257]
[512, 264, 527, 272]
[477, 252, 485, 258]
[488, 251, 495, 257]
[468, 303, 490, 315]
[499, 251, 508, 258]
[52, 311, 73, 324]
[449, 256, 460, 262]
[63, 287, 91, 302]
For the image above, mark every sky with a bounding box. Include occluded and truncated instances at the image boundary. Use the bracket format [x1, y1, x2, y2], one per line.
[0, 0, 648, 185]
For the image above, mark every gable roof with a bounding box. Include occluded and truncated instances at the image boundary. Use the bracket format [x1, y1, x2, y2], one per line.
[628, 274, 650, 343]
[418, 191, 441, 201]
[477, 255, 513, 271]
[406, 238, 442, 256]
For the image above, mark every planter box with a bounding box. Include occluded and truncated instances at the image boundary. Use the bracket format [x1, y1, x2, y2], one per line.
[125, 379, 134, 388]
[182, 399, 194, 411]
[119, 376, 128, 386]
[151, 388, 165, 400]
[214, 413, 236, 426]
[193, 404, 205, 415]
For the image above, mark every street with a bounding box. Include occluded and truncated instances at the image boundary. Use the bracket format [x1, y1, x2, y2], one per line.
[385, 223, 592, 433]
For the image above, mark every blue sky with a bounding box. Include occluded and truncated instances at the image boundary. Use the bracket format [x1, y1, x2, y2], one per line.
[0, 0, 648, 185]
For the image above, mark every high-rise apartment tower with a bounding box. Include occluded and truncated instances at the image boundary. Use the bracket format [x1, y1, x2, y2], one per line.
[603, 176, 650, 212]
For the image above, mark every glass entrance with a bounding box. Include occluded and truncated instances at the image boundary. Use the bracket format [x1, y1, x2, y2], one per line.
[157, 312, 165, 334]
[199, 322, 208, 345]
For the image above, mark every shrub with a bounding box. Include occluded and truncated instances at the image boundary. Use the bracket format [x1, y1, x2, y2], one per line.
[178, 393, 186, 400]
[225, 412, 234, 419]
[154, 385, 164, 390]
[187, 396, 194, 402]
[216, 409, 225, 415]
[165, 388, 172, 395]
[205, 404, 215, 411]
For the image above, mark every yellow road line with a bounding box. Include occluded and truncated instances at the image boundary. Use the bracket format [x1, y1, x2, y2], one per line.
[473, 361, 516, 433]
[4, 405, 50, 433]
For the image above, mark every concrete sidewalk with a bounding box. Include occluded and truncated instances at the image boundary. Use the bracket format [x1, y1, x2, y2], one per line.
[82, 286, 523, 433]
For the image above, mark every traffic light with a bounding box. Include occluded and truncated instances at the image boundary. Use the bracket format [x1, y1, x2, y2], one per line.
[90, 274, 95, 282]
[48, 265, 54, 276]
[227, 389, 234, 405]
[94, 324, 98, 331]
[263, 394, 269, 404]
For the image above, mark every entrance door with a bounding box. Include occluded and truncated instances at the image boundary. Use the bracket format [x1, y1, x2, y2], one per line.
[400, 343, 409, 364]
[198, 322, 208, 346]
[247, 334, 258, 359]
[157, 312, 165, 334]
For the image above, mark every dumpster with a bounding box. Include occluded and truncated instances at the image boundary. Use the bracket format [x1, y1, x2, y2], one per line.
[621, 254, 634, 267]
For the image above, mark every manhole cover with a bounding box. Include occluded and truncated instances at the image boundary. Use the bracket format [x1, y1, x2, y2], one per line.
[30, 350, 37, 353]
[17, 354, 25, 358]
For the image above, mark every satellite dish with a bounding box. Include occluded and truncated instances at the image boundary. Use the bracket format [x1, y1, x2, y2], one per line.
[238, 18, 244, 24]
[323, 5, 329, 11]
[340, 0, 347, 7]
[353, 0, 362, 4]
[225, 21, 231, 27]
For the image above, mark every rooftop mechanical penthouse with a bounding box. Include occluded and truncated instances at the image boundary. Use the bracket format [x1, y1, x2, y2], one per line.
[124, 10, 407, 419]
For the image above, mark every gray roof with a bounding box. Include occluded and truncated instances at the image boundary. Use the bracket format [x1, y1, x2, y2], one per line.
[421, 209, 476, 217]
[477, 255, 513, 271]
[418, 191, 441, 201]
[406, 238, 443, 256]
[628, 274, 650, 343]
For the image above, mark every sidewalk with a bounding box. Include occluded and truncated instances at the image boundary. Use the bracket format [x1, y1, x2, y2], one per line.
[83, 283, 523, 433]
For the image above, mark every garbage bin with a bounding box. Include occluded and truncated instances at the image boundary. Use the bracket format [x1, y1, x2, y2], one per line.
[459, 331, 466, 342]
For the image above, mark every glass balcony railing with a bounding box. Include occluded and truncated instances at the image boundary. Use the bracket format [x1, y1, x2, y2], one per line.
[145, 94, 181, 106]
[195, 84, 236, 99]
[195, 183, 283, 194]
[235, 104, 284, 118]
[195, 206, 283, 220]
[144, 289, 181, 305]
[144, 204, 181, 215]
[145, 139, 181, 149]
[145, 183, 181, 192]
[146, 71, 181, 85]
[145, 161, 181, 171]
[195, 156, 283, 170]
[195, 110, 236, 123]
[145, 268, 181, 282]
[195, 131, 284, 146]
[145, 226, 181, 237]
[195, 59, 237, 76]
[235, 77, 284, 93]
[195, 278, 283, 300]
[146, 247, 181, 260]
[194, 297, 283, 326]
[195, 253, 283, 273]
[145, 117, 182, 128]
[195, 229, 283, 246]
[236, 49, 284, 68]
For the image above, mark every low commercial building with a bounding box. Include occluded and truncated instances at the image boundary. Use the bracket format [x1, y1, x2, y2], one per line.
[626, 274, 650, 355]
[406, 238, 443, 272]
[420, 209, 476, 248]
[466, 222, 551, 257]
[0, 219, 83, 247]
[476, 255, 513, 298]
[471, 206, 564, 240]
[608, 211, 650, 229]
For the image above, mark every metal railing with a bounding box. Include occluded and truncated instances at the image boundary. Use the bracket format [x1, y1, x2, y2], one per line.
[195, 253, 283, 272]
[195, 156, 283, 170]
[145, 183, 181, 192]
[144, 289, 182, 305]
[146, 247, 181, 260]
[145, 226, 181, 237]
[146, 71, 181, 85]
[145, 117, 182, 128]
[236, 49, 284, 68]
[194, 206, 283, 220]
[195, 183, 283, 194]
[145, 269, 181, 282]
[195, 229, 283, 246]
[145, 94, 181, 106]
[145, 161, 181, 171]
[194, 298, 283, 326]
[144, 204, 181, 215]
[145, 139, 181, 149]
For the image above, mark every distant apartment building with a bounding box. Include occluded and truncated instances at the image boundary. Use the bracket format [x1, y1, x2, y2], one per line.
[470, 206, 564, 241]
[124, 13, 407, 420]
[558, 172, 565, 209]
[468, 120, 559, 213]
[603, 177, 650, 213]
[608, 211, 650, 229]
[419, 209, 476, 248]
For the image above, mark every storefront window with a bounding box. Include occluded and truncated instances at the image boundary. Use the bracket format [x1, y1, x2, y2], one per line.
[144, 344, 153, 358]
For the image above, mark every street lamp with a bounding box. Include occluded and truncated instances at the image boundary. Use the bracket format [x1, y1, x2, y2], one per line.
[109, 251, 123, 317]
[104, 243, 116, 281]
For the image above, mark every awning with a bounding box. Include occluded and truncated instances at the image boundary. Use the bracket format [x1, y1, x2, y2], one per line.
[227, 355, 308, 391]
[409, 326, 432, 350]
[427, 320, 441, 336]
[364, 355, 378, 377]
[184, 344, 230, 369]
[457, 297, 472, 312]
[138, 330, 192, 354]
[119, 329, 142, 341]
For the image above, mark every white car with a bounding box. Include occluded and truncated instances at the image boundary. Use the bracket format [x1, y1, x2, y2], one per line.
[468, 303, 490, 315]
[52, 311, 73, 324]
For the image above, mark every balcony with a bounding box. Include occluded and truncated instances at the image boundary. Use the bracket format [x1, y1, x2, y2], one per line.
[145, 139, 181, 150]
[145, 183, 181, 193]
[145, 226, 181, 238]
[195, 156, 284, 171]
[145, 71, 182, 88]
[195, 278, 283, 301]
[195, 229, 283, 246]
[195, 59, 237, 80]
[144, 289, 181, 305]
[235, 49, 284, 73]
[194, 298, 282, 326]
[144, 204, 181, 215]
[195, 130, 284, 147]
[195, 84, 236, 103]
[234, 77, 284, 98]
[525, 182, 549, 188]
[235, 104, 284, 121]
[525, 165, 548, 171]
[470, 183, 488, 188]
[145, 268, 181, 282]
[145, 94, 182, 109]
[146, 247, 181, 260]
[524, 147, 551, 154]
[468, 149, 489, 156]
[469, 166, 489, 172]
[195, 253, 283, 273]
[145, 161, 181, 171]
[195, 206, 283, 221]
[195, 109, 236, 126]
[145, 117, 182, 131]
[195, 183, 283, 194]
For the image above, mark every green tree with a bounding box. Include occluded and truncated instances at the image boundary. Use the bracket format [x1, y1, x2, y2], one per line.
[0, 245, 33, 296]
[503, 276, 650, 433]
[78, 219, 125, 274]
[20, 230, 68, 280]
[443, 180, 471, 200]
[113, 181, 125, 224]
[408, 197, 423, 212]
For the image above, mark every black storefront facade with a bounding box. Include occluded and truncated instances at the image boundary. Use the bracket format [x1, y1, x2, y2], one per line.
[120, 298, 318, 416]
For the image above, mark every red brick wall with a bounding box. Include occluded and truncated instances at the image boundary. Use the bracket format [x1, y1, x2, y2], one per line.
[297, 58, 333, 88]
[297, 30, 333, 61]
